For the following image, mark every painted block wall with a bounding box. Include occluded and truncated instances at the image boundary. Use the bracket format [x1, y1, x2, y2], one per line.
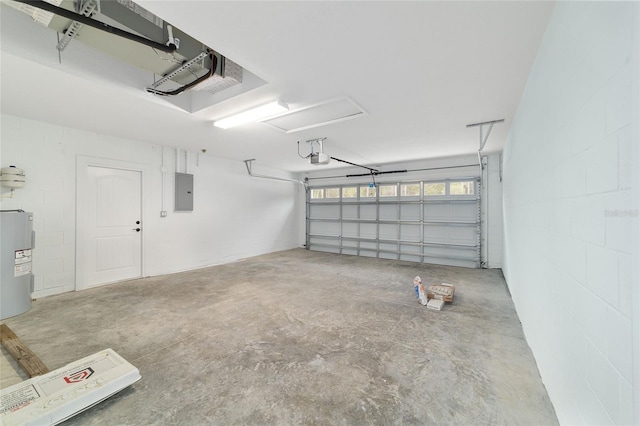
[0, 114, 302, 298]
[502, 2, 639, 425]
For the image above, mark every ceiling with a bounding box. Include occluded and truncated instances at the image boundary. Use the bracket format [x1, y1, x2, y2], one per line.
[0, 1, 555, 173]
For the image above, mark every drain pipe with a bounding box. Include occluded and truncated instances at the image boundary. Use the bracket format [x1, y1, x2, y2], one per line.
[244, 159, 305, 185]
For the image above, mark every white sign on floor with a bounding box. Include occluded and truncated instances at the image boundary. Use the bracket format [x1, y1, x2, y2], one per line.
[0, 348, 140, 425]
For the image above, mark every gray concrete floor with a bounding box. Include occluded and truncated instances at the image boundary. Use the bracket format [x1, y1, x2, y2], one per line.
[1, 249, 558, 425]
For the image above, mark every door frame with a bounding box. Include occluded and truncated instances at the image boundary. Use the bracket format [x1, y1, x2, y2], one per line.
[76, 156, 148, 291]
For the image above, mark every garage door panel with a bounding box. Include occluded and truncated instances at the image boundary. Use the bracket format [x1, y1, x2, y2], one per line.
[400, 204, 421, 221]
[360, 241, 377, 250]
[423, 203, 449, 221]
[379, 224, 398, 240]
[360, 205, 377, 220]
[423, 224, 446, 241]
[379, 205, 398, 220]
[423, 244, 475, 255]
[307, 179, 480, 268]
[400, 244, 421, 254]
[342, 222, 358, 238]
[450, 226, 477, 245]
[342, 205, 358, 219]
[423, 224, 477, 246]
[400, 224, 421, 242]
[424, 203, 477, 222]
[360, 223, 377, 239]
[379, 242, 397, 252]
[400, 254, 422, 262]
[314, 246, 341, 254]
[309, 221, 339, 237]
[308, 236, 340, 254]
[310, 204, 340, 219]
[342, 239, 358, 247]
[451, 204, 478, 222]
[424, 256, 477, 268]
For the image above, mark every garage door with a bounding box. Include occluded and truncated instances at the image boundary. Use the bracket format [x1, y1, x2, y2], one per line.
[306, 179, 480, 268]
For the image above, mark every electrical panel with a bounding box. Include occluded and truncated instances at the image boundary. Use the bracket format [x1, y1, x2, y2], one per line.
[175, 173, 193, 211]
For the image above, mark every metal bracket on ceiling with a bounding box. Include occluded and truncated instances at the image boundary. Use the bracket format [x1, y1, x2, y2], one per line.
[244, 159, 256, 175]
[146, 51, 211, 94]
[306, 138, 326, 153]
[466, 119, 504, 170]
[243, 159, 305, 186]
[56, 0, 99, 52]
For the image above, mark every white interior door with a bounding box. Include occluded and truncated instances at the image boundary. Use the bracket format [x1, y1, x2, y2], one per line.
[85, 166, 142, 287]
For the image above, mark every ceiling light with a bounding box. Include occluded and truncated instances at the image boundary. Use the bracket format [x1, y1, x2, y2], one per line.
[214, 101, 288, 129]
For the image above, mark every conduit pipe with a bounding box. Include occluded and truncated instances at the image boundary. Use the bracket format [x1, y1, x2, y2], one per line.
[160, 147, 166, 215]
[13, 0, 178, 53]
[244, 160, 305, 185]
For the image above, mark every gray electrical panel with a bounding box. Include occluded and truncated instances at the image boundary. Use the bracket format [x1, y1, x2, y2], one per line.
[175, 173, 193, 211]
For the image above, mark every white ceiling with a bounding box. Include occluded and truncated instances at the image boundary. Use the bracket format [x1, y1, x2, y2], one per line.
[0, 1, 555, 172]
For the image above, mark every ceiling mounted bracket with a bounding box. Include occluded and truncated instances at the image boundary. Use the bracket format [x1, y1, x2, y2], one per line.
[306, 138, 326, 154]
[466, 119, 504, 170]
[147, 51, 209, 92]
[146, 51, 217, 96]
[56, 0, 98, 52]
[243, 159, 304, 186]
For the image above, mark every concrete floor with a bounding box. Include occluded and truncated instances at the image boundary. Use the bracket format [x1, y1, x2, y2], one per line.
[1, 249, 558, 425]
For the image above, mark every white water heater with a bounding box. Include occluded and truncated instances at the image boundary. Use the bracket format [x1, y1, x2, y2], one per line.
[0, 210, 35, 319]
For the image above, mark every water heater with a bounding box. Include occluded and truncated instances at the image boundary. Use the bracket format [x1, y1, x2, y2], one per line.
[1, 210, 35, 319]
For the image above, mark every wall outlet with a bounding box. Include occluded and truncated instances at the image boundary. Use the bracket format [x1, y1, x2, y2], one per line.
[160, 211, 167, 217]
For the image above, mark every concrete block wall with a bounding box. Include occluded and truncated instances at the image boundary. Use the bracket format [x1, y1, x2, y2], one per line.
[0, 114, 302, 298]
[502, 2, 639, 425]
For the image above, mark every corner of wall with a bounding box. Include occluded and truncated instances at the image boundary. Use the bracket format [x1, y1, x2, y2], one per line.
[502, 2, 639, 424]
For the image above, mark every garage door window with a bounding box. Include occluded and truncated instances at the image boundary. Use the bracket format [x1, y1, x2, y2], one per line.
[379, 185, 397, 197]
[401, 183, 420, 197]
[342, 187, 357, 198]
[360, 186, 377, 198]
[311, 189, 324, 199]
[325, 188, 340, 199]
[450, 181, 474, 195]
[424, 182, 445, 196]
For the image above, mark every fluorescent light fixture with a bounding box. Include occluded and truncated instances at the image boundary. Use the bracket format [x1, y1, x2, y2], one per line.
[214, 100, 288, 129]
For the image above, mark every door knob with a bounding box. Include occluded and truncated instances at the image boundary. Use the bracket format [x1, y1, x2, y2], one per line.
[136, 220, 140, 224]
[133, 228, 141, 232]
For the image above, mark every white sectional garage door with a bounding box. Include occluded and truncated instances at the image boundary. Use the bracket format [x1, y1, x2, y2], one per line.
[306, 179, 480, 268]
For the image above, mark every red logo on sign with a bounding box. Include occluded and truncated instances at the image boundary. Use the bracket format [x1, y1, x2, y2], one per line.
[64, 367, 94, 383]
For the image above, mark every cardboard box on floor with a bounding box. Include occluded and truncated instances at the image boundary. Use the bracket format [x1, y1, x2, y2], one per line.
[427, 283, 455, 303]
[426, 298, 445, 311]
